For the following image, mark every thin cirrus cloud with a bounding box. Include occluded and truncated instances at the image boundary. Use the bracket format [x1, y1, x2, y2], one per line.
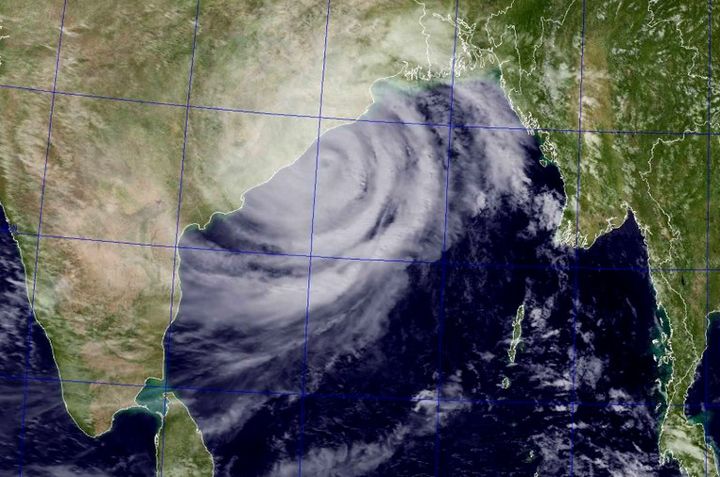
[167, 79, 565, 458]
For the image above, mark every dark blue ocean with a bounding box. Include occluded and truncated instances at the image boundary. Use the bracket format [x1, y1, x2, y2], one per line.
[0, 207, 158, 476]
[165, 82, 687, 476]
[0, 81, 698, 475]
[687, 313, 720, 458]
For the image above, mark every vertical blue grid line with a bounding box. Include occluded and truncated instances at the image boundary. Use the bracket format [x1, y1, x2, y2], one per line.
[704, 0, 713, 474]
[17, 0, 68, 474]
[157, 0, 201, 475]
[297, 1, 332, 476]
[571, 0, 588, 475]
[433, 1, 461, 476]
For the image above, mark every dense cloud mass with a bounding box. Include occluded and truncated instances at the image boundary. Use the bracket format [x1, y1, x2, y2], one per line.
[0, 80, 683, 475]
[164, 79, 680, 476]
[169, 79, 564, 395]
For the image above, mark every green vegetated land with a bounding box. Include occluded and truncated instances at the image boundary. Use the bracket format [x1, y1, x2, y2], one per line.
[0, 0, 457, 473]
[136, 378, 214, 476]
[458, 1, 719, 475]
[0, 1, 718, 476]
[156, 395, 214, 477]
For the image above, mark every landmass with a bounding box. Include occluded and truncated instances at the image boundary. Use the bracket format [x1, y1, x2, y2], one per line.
[0, 1, 718, 476]
[508, 303, 525, 364]
[465, 2, 717, 475]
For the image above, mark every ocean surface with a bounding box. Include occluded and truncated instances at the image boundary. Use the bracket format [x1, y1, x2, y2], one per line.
[687, 313, 720, 458]
[0, 79, 691, 475]
[165, 80, 683, 476]
[0, 207, 158, 476]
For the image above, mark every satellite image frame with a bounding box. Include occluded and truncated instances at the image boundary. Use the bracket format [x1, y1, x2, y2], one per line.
[0, 0, 717, 475]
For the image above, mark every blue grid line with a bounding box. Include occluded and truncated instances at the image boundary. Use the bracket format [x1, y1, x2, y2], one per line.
[704, 0, 713, 474]
[1, 11, 714, 477]
[0, 84, 52, 95]
[433, 2, 461, 476]
[446, 259, 717, 274]
[11, 228, 720, 274]
[578, 128, 708, 137]
[0, 82, 445, 128]
[0, 362, 704, 407]
[2, 368, 691, 410]
[0, 83, 185, 108]
[441, 396, 681, 409]
[16, 0, 68, 475]
[188, 102, 317, 120]
[156, 1, 201, 474]
[458, 123, 711, 137]
[52, 88, 183, 109]
[571, 0, 588, 474]
[3, 80, 718, 137]
[322, 114, 447, 128]
[296, 2, 332, 476]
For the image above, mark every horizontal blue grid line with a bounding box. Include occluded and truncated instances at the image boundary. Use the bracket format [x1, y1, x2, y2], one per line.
[0, 369, 693, 409]
[322, 114, 447, 128]
[440, 396, 686, 409]
[55, 89, 183, 109]
[450, 260, 718, 273]
[0, 82, 446, 128]
[0, 13, 712, 472]
[10, 228, 718, 273]
[1, 81, 715, 137]
[457, 123, 712, 137]
[0, 371, 297, 396]
[10, 229, 432, 264]
[189, 103, 317, 120]
[583, 128, 709, 137]
[0, 84, 51, 95]
[0, 84, 183, 108]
